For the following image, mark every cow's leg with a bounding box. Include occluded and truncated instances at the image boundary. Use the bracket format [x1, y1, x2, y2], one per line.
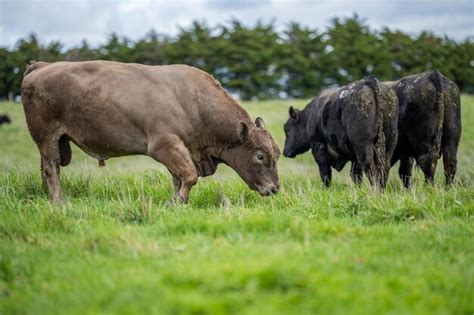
[443, 145, 458, 186]
[311, 144, 331, 187]
[380, 125, 398, 190]
[354, 144, 377, 187]
[417, 155, 437, 184]
[398, 156, 414, 188]
[148, 137, 198, 203]
[39, 143, 63, 202]
[350, 161, 363, 186]
[40, 159, 47, 190]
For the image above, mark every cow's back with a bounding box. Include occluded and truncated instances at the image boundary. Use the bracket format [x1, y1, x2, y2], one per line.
[21, 61, 208, 156]
[21, 61, 251, 159]
[22, 61, 197, 113]
[306, 87, 339, 141]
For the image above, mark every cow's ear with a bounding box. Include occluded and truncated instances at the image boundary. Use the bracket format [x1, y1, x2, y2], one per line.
[289, 106, 298, 119]
[237, 122, 249, 144]
[255, 117, 265, 129]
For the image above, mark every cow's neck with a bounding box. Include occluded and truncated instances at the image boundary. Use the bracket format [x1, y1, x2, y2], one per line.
[298, 105, 312, 145]
[193, 87, 254, 174]
[301, 103, 313, 128]
[199, 87, 253, 144]
[192, 129, 245, 177]
[216, 144, 245, 173]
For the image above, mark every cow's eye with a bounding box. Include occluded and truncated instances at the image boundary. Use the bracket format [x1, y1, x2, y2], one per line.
[257, 154, 264, 161]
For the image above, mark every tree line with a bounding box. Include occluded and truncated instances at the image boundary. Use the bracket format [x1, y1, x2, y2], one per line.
[1, 15, 473, 100]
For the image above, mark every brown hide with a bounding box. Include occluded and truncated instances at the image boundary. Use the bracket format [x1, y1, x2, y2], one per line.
[21, 61, 280, 203]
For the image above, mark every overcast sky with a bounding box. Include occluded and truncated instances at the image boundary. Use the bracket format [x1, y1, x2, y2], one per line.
[0, 0, 473, 48]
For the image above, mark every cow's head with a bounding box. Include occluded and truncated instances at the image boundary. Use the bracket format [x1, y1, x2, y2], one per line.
[283, 106, 310, 158]
[223, 117, 280, 196]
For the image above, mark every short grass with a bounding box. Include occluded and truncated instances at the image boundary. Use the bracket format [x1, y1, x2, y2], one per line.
[0, 96, 473, 315]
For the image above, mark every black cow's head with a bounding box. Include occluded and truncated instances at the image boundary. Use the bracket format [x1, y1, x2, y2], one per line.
[283, 106, 310, 158]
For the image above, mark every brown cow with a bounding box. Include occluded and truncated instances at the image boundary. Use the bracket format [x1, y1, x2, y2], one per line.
[21, 61, 280, 203]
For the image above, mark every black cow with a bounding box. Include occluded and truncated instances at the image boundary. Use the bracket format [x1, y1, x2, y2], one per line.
[0, 114, 11, 126]
[283, 76, 398, 188]
[386, 70, 461, 187]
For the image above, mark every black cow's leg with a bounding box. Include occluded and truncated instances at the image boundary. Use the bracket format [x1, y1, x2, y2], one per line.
[417, 155, 437, 184]
[350, 161, 363, 186]
[399, 157, 414, 188]
[148, 136, 198, 204]
[354, 144, 376, 187]
[443, 145, 458, 186]
[311, 144, 331, 187]
[381, 123, 398, 190]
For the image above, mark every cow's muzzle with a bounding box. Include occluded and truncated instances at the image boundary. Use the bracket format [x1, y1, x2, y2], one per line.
[256, 183, 280, 196]
[283, 149, 295, 158]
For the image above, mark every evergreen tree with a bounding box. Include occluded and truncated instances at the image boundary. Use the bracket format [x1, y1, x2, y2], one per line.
[0, 19, 472, 100]
[214, 19, 281, 100]
[326, 14, 392, 85]
[279, 23, 328, 98]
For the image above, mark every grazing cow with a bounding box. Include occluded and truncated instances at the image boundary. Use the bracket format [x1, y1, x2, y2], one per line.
[21, 61, 280, 203]
[283, 76, 398, 188]
[386, 70, 461, 187]
[0, 114, 11, 125]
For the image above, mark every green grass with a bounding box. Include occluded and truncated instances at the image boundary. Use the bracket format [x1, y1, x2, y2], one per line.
[1, 97, 473, 315]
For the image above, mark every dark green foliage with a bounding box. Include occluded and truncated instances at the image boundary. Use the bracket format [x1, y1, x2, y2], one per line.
[214, 20, 283, 100]
[278, 23, 328, 98]
[163, 21, 217, 72]
[326, 15, 394, 84]
[0, 15, 472, 100]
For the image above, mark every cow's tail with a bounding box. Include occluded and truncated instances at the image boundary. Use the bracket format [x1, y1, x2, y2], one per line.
[428, 70, 445, 158]
[365, 75, 385, 169]
[364, 75, 386, 183]
[22, 61, 49, 100]
[23, 60, 45, 77]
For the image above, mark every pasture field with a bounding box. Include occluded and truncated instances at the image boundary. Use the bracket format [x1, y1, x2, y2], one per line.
[1, 96, 473, 315]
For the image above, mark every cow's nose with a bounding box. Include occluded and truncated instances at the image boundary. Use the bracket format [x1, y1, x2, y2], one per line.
[283, 149, 295, 158]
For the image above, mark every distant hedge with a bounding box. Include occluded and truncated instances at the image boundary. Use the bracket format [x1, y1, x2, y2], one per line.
[1, 15, 472, 100]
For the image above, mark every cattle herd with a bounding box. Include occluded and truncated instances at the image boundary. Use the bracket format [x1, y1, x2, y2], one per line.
[284, 70, 461, 189]
[19, 61, 461, 203]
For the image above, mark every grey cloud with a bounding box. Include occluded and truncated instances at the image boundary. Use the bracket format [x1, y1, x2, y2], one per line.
[0, 0, 472, 48]
[0, 0, 121, 47]
[205, 0, 271, 10]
